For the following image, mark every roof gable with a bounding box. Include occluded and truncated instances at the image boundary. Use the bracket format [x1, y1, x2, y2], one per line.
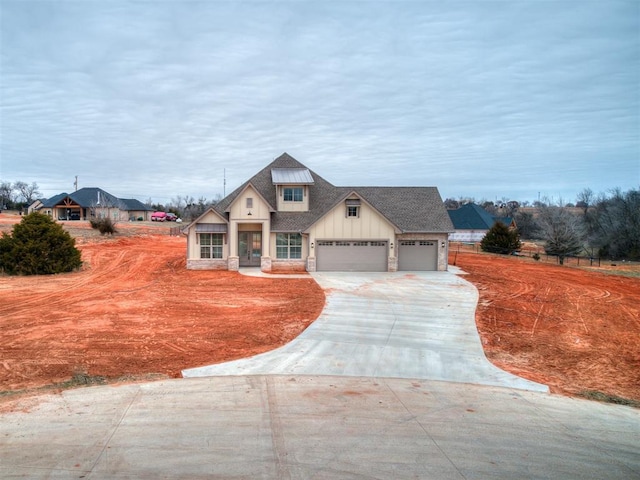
[448, 203, 502, 230]
[214, 152, 452, 233]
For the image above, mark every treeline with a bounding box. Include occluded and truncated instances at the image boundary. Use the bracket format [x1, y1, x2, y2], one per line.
[146, 194, 223, 222]
[0, 181, 41, 210]
[447, 187, 640, 261]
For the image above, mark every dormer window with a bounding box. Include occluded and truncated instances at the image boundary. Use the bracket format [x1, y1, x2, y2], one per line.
[284, 187, 303, 202]
[346, 199, 361, 218]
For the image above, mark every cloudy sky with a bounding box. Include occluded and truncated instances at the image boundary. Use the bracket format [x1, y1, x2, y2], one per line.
[1, 1, 638, 205]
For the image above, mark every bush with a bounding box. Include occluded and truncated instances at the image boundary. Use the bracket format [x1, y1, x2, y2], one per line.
[532, 252, 541, 261]
[0, 212, 82, 275]
[480, 222, 522, 255]
[90, 217, 117, 235]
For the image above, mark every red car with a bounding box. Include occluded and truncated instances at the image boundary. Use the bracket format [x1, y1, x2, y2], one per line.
[151, 211, 167, 222]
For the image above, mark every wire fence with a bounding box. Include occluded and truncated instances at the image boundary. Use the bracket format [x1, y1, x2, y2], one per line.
[449, 242, 602, 267]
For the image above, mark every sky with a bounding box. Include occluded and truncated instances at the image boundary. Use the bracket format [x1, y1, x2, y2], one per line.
[1, 0, 638, 206]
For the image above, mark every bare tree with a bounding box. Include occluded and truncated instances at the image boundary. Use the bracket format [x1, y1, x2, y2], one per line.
[576, 188, 594, 215]
[0, 181, 14, 209]
[537, 202, 585, 264]
[14, 181, 42, 205]
[586, 188, 640, 260]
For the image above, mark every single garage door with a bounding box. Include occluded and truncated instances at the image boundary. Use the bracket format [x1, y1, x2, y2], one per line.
[398, 240, 438, 271]
[316, 240, 388, 272]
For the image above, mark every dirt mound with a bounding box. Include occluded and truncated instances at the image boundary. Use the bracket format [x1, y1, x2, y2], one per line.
[452, 251, 640, 402]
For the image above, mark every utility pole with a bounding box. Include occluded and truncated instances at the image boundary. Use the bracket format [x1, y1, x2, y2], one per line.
[223, 169, 226, 198]
[74, 176, 78, 192]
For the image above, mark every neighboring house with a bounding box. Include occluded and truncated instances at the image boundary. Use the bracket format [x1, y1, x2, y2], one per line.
[184, 153, 454, 273]
[447, 203, 516, 242]
[28, 198, 45, 214]
[37, 187, 153, 221]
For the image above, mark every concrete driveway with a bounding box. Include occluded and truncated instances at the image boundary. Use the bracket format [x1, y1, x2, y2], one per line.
[183, 271, 547, 392]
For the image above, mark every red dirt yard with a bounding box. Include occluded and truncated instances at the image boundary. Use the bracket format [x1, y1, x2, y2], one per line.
[0, 217, 325, 394]
[1, 213, 639, 407]
[452, 251, 640, 403]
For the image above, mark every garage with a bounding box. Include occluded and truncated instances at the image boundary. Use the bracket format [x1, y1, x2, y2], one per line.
[316, 240, 388, 272]
[398, 240, 438, 271]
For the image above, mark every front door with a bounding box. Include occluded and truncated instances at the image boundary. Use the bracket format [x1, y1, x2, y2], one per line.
[239, 232, 262, 267]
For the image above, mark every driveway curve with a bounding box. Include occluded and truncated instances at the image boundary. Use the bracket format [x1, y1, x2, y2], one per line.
[183, 271, 547, 392]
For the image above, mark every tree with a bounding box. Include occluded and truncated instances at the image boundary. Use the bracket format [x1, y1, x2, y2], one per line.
[585, 188, 640, 260]
[537, 204, 585, 265]
[576, 188, 594, 215]
[513, 210, 541, 239]
[0, 212, 82, 275]
[480, 222, 522, 255]
[14, 181, 42, 205]
[0, 181, 15, 209]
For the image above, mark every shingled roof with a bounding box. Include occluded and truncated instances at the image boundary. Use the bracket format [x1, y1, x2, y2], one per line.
[214, 153, 453, 233]
[41, 188, 151, 211]
[447, 203, 512, 230]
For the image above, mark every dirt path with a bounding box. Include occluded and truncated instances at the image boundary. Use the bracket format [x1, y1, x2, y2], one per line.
[452, 251, 640, 402]
[0, 232, 325, 392]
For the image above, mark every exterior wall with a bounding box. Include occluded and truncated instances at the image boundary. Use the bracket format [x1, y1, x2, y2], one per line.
[308, 201, 396, 244]
[271, 260, 307, 272]
[275, 185, 309, 212]
[397, 232, 450, 271]
[449, 230, 487, 242]
[186, 259, 228, 270]
[307, 200, 396, 272]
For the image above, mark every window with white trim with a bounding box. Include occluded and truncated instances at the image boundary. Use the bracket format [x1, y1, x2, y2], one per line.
[276, 233, 302, 259]
[347, 206, 359, 217]
[200, 233, 223, 259]
[283, 187, 303, 202]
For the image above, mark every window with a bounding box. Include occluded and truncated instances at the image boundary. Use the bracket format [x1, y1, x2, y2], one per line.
[276, 233, 302, 259]
[283, 187, 303, 202]
[345, 199, 360, 218]
[200, 233, 223, 259]
[246, 198, 253, 208]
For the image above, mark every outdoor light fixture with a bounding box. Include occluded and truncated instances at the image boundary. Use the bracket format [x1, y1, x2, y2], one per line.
[311, 242, 314, 249]
[390, 243, 394, 249]
[441, 241, 445, 248]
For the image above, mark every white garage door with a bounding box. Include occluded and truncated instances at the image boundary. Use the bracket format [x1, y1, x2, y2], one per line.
[398, 240, 438, 271]
[316, 240, 388, 272]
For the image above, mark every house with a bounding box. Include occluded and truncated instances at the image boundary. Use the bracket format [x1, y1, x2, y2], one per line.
[38, 187, 153, 221]
[184, 153, 454, 272]
[447, 203, 516, 242]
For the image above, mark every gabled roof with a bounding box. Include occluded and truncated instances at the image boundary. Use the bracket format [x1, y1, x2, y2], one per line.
[120, 198, 153, 211]
[448, 203, 512, 230]
[351, 187, 453, 233]
[42, 188, 150, 211]
[214, 152, 453, 233]
[183, 206, 228, 234]
[223, 182, 276, 213]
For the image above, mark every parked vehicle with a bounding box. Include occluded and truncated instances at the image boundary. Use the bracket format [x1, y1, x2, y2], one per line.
[151, 211, 167, 222]
[165, 212, 178, 221]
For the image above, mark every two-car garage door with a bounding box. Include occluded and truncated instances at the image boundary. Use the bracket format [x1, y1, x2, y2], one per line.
[316, 240, 388, 272]
[315, 239, 438, 271]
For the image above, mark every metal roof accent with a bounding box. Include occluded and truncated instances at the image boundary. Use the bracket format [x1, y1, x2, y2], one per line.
[195, 223, 228, 233]
[271, 168, 314, 185]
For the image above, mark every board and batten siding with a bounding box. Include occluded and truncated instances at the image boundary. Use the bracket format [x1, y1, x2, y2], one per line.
[308, 200, 396, 243]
